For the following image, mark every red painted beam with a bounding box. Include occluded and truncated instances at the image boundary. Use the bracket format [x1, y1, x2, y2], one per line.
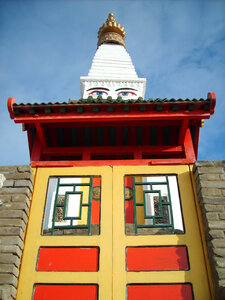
[42, 120, 182, 128]
[30, 135, 42, 162]
[7, 97, 16, 119]
[42, 145, 183, 156]
[194, 125, 200, 159]
[12, 111, 211, 124]
[30, 158, 193, 167]
[35, 123, 47, 148]
[183, 128, 196, 162]
[208, 92, 216, 114]
[178, 120, 189, 145]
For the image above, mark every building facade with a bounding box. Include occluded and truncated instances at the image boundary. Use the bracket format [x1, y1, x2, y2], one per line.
[1, 13, 224, 300]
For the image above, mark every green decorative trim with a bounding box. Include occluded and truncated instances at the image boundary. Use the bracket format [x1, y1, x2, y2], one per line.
[188, 104, 194, 111]
[58, 128, 63, 147]
[72, 128, 77, 146]
[171, 104, 179, 111]
[156, 105, 163, 111]
[63, 191, 83, 220]
[14, 97, 211, 107]
[77, 107, 84, 113]
[150, 127, 157, 145]
[44, 107, 52, 114]
[14, 108, 21, 115]
[164, 127, 170, 145]
[132, 176, 138, 235]
[85, 127, 91, 147]
[123, 127, 128, 146]
[137, 127, 142, 146]
[203, 103, 210, 110]
[139, 105, 146, 111]
[97, 127, 103, 146]
[109, 127, 115, 146]
[93, 106, 100, 112]
[29, 108, 36, 115]
[107, 106, 114, 112]
[124, 105, 129, 112]
[60, 107, 67, 113]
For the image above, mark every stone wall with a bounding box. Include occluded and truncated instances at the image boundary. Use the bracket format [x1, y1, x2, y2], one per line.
[0, 166, 33, 300]
[193, 161, 225, 300]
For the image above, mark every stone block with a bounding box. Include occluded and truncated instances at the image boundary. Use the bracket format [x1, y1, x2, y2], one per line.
[0, 219, 26, 231]
[199, 174, 221, 181]
[205, 205, 224, 212]
[212, 239, 225, 248]
[0, 245, 22, 257]
[218, 279, 225, 287]
[197, 167, 224, 174]
[0, 174, 6, 188]
[5, 171, 33, 181]
[209, 230, 224, 239]
[14, 180, 33, 192]
[2, 180, 14, 187]
[200, 181, 225, 189]
[222, 190, 225, 197]
[213, 248, 225, 257]
[220, 173, 225, 180]
[18, 165, 31, 173]
[2, 202, 29, 215]
[202, 197, 225, 205]
[0, 210, 28, 222]
[0, 264, 19, 276]
[216, 267, 225, 279]
[0, 187, 31, 198]
[206, 212, 218, 221]
[0, 195, 12, 203]
[0, 254, 20, 267]
[0, 227, 24, 240]
[0, 284, 16, 300]
[201, 188, 222, 197]
[0, 167, 17, 174]
[0, 273, 17, 287]
[12, 194, 30, 206]
[194, 161, 215, 168]
[219, 213, 225, 220]
[209, 221, 225, 229]
[213, 161, 225, 167]
[0, 237, 23, 249]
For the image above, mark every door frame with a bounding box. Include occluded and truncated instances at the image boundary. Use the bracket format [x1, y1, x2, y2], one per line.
[17, 165, 212, 300]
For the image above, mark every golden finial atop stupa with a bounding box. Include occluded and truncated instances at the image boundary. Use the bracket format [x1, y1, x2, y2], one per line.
[97, 13, 126, 48]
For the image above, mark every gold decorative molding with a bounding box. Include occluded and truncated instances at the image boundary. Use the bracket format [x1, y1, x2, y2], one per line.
[97, 13, 126, 48]
[201, 119, 204, 128]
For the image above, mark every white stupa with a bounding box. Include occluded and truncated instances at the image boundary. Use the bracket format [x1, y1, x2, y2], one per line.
[80, 13, 146, 100]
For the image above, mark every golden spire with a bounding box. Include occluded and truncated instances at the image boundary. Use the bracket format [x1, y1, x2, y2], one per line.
[97, 13, 126, 48]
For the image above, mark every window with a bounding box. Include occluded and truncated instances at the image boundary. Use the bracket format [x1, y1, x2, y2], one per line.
[42, 176, 101, 236]
[124, 175, 184, 235]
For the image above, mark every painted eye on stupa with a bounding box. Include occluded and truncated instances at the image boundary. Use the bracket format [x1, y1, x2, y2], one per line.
[117, 91, 137, 97]
[89, 90, 108, 97]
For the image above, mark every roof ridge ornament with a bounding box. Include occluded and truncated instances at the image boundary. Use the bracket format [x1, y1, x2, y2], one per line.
[97, 13, 126, 48]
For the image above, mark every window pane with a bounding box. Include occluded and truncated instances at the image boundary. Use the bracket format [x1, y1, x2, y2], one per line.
[42, 176, 101, 236]
[124, 175, 184, 235]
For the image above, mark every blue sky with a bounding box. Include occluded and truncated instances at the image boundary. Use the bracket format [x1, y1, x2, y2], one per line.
[0, 0, 224, 165]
